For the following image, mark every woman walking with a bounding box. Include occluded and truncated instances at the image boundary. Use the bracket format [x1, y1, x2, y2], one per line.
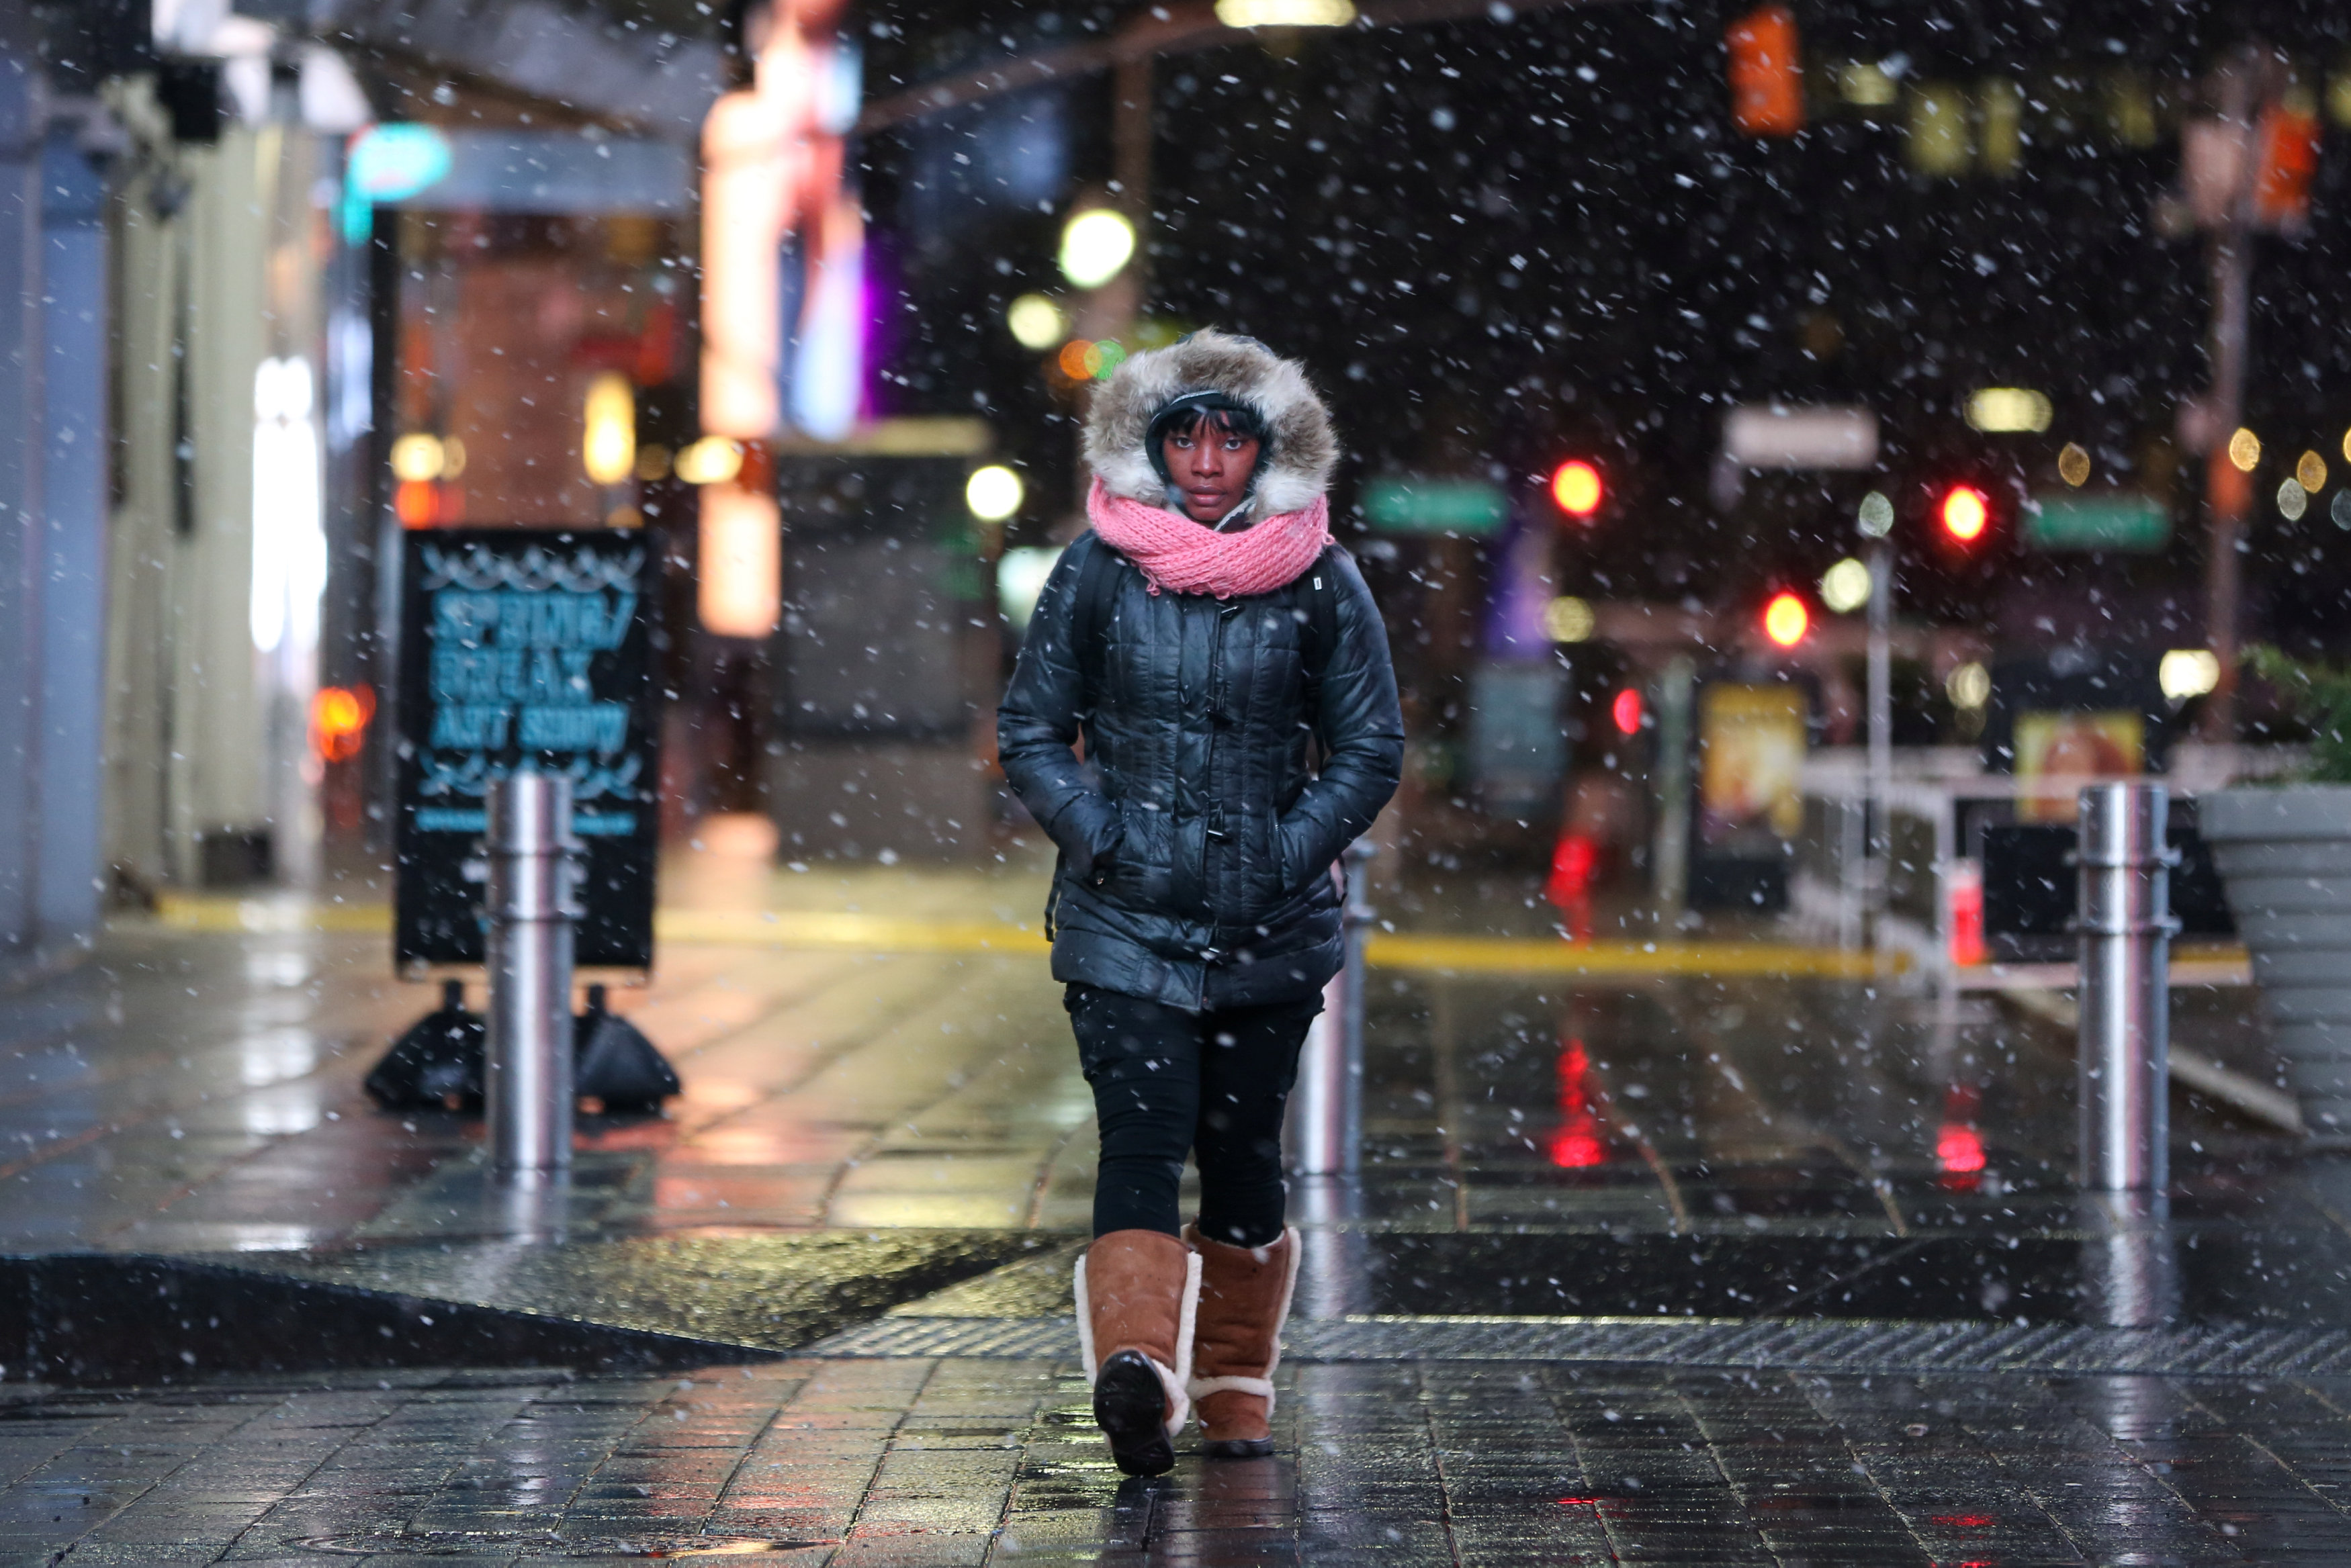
[997, 331, 1403, 1475]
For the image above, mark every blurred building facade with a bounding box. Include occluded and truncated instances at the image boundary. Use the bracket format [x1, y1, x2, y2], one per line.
[9, 0, 2351, 970]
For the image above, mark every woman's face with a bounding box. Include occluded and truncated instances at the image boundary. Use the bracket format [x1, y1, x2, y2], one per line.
[1161, 418, 1262, 523]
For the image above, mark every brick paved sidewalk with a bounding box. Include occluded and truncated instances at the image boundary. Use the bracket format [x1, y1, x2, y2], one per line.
[5, 1352, 2350, 1566]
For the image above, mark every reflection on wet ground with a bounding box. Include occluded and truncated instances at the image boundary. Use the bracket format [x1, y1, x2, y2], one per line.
[0, 832, 2336, 1343]
[6, 837, 2349, 1559]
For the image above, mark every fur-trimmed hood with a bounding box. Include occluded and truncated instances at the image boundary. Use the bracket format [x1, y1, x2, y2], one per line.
[1083, 330, 1338, 517]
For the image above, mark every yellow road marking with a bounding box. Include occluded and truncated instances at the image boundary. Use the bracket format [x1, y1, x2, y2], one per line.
[1364, 933, 1908, 979]
[145, 894, 1902, 976]
[654, 908, 1051, 954]
[149, 894, 392, 933]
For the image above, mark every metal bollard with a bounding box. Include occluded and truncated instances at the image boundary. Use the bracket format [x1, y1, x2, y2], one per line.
[1293, 840, 1376, 1177]
[486, 772, 581, 1179]
[2077, 782, 2176, 1193]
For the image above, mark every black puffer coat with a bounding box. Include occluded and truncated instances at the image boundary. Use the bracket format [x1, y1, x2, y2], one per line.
[996, 334, 1403, 1011]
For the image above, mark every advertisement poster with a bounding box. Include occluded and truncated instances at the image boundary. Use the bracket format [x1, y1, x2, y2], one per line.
[1697, 684, 1808, 850]
[2013, 709, 2143, 823]
[394, 530, 661, 970]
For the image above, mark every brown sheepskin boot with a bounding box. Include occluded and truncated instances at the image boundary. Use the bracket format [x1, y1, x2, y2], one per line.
[1075, 1229, 1201, 1476]
[1182, 1224, 1300, 1458]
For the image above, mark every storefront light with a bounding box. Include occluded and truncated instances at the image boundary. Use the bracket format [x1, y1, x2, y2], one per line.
[1214, 0, 1356, 25]
[1964, 387, 2051, 434]
[675, 436, 746, 486]
[390, 432, 444, 482]
[582, 372, 636, 486]
[699, 484, 781, 638]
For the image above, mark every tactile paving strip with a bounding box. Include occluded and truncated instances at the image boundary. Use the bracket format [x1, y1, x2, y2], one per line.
[808, 1313, 2351, 1377]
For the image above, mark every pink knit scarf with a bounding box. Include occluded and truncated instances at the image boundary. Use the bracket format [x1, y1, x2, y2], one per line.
[1085, 478, 1330, 598]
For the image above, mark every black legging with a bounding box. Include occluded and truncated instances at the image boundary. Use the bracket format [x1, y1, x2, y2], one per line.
[1066, 982, 1321, 1248]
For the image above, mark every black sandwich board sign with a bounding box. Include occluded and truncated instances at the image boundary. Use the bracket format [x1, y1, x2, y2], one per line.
[394, 528, 661, 971]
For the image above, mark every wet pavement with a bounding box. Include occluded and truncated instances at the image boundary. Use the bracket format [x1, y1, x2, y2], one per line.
[5, 820, 2351, 1559]
[9, 1353, 2351, 1565]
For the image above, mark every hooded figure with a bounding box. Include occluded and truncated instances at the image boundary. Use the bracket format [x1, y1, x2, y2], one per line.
[997, 332, 1404, 1476]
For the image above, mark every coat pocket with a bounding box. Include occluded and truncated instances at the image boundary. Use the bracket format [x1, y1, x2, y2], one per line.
[1102, 798, 1173, 911]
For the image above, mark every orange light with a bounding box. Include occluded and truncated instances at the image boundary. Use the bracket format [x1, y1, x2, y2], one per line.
[2254, 101, 2321, 228]
[1762, 591, 1809, 648]
[310, 684, 375, 764]
[394, 479, 439, 528]
[1057, 339, 1102, 381]
[1611, 687, 1644, 736]
[1551, 459, 1603, 518]
[1939, 485, 1990, 543]
[1725, 3, 1804, 138]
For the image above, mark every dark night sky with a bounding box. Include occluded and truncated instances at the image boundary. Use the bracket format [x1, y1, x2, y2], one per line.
[857, 0, 2351, 658]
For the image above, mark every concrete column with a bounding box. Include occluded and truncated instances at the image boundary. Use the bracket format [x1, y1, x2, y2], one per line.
[0, 38, 44, 952]
[38, 128, 109, 943]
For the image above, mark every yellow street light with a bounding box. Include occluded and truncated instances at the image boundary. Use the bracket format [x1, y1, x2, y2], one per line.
[1820, 557, 1872, 614]
[1059, 210, 1136, 290]
[966, 465, 1025, 522]
[2160, 649, 2221, 700]
[1007, 294, 1067, 351]
[1543, 596, 1596, 643]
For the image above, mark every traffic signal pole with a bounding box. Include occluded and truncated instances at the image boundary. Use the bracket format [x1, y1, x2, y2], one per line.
[1865, 542, 1893, 942]
[2200, 220, 2250, 743]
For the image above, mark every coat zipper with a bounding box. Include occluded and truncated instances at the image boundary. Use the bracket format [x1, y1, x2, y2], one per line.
[1199, 600, 1239, 903]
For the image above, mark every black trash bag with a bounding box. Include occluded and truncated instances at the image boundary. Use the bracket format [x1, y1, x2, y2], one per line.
[574, 984, 680, 1113]
[364, 978, 485, 1110]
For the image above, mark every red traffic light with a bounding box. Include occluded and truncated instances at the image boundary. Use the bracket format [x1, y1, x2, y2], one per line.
[1611, 687, 1644, 735]
[1551, 460, 1603, 518]
[1762, 591, 1810, 648]
[1939, 484, 1990, 545]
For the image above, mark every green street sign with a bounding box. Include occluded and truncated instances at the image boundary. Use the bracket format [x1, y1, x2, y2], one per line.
[2025, 494, 2170, 552]
[1362, 476, 1508, 536]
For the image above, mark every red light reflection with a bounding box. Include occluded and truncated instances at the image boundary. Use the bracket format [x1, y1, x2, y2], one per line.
[1935, 1082, 1986, 1189]
[1545, 832, 1598, 943]
[1550, 1038, 1607, 1169]
[1935, 1124, 1986, 1176]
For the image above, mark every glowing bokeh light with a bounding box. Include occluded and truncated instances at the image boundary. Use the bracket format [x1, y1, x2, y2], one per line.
[1762, 591, 1809, 648]
[1059, 210, 1136, 289]
[1939, 484, 1990, 543]
[965, 465, 1025, 522]
[1820, 555, 1871, 613]
[1611, 687, 1644, 736]
[1007, 293, 1067, 351]
[1551, 459, 1603, 517]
